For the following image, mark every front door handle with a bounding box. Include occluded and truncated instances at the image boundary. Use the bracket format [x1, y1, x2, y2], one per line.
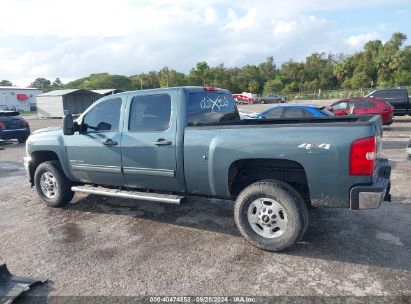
[154, 138, 172, 146]
[103, 139, 118, 146]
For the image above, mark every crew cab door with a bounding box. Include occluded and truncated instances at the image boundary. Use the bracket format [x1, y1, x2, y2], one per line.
[65, 97, 124, 186]
[120, 92, 180, 191]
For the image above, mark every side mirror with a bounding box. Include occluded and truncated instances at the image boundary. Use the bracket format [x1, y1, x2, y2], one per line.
[63, 113, 75, 135]
[96, 122, 112, 131]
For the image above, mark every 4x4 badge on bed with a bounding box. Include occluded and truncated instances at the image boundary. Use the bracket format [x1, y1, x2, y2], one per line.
[298, 143, 331, 150]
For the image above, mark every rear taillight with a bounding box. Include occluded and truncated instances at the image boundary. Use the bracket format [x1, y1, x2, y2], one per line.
[349, 136, 376, 176]
[23, 120, 29, 127]
[0, 122, 5, 129]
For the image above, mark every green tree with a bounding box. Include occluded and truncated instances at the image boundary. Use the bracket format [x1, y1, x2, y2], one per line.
[258, 56, 277, 82]
[71, 73, 132, 91]
[30, 78, 51, 91]
[51, 78, 63, 89]
[0, 80, 12, 86]
[263, 79, 284, 95]
[158, 67, 187, 87]
[188, 61, 211, 86]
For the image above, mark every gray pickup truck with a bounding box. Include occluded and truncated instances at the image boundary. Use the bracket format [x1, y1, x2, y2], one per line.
[24, 87, 391, 251]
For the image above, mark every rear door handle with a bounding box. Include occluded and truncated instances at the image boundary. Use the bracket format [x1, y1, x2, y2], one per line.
[103, 139, 118, 146]
[154, 138, 172, 146]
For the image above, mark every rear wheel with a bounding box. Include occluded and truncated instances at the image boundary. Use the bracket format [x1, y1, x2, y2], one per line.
[34, 161, 74, 207]
[234, 180, 309, 252]
[18, 135, 28, 143]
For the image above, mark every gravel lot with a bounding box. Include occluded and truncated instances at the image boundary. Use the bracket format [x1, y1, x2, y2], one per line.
[0, 109, 410, 301]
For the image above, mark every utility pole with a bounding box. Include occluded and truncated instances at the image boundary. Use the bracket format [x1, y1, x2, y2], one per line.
[140, 77, 143, 90]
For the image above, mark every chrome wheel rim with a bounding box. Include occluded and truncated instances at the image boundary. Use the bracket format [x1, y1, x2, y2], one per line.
[247, 198, 288, 238]
[40, 172, 58, 199]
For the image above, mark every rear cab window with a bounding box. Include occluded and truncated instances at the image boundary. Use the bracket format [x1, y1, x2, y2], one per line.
[187, 91, 240, 126]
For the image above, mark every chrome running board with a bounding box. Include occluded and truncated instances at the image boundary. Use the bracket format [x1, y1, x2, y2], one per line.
[71, 185, 184, 205]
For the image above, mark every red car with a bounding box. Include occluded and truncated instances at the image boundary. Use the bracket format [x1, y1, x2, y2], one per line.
[232, 94, 255, 104]
[328, 98, 394, 125]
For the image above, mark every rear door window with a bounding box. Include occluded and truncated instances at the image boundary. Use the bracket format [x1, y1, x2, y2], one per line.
[283, 108, 305, 118]
[262, 108, 283, 118]
[187, 92, 240, 126]
[129, 94, 171, 132]
[364, 101, 377, 108]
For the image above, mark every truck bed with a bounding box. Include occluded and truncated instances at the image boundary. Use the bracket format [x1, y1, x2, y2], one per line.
[193, 115, 378, 128]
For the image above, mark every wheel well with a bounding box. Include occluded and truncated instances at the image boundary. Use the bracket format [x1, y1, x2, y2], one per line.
[228, 159, 311, 205]
[29, 151, 59, 185]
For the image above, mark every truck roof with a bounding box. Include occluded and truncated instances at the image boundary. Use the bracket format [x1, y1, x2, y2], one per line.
[109, 86, 231, 98]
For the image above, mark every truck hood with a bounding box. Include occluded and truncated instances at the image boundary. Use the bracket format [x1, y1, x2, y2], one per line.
[33, 126, 62, 134]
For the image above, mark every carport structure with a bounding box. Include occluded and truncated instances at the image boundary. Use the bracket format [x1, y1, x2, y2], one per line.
[91, 89, 123, 96]
[36, 89, 101, 118]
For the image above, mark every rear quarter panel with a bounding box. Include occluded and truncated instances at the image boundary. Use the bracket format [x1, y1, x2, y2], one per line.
[184, 122, 377, 208]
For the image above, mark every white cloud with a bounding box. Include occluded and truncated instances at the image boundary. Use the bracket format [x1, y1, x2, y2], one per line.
[0, 0, 408, 85]
[344, 32, 381, 49]
[204, 6, 218, 24]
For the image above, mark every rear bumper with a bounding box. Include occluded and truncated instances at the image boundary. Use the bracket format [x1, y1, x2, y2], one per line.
[0, 128, 30, 139]
[350, 158, 391, 210]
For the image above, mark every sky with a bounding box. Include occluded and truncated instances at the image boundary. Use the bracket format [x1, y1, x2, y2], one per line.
[0, 0, 410, 86]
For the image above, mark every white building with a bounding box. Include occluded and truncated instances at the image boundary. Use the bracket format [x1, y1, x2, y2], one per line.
[0, 87, 43, 112]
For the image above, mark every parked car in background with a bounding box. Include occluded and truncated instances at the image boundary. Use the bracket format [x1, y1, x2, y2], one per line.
[365, 88, 410, 116]
[328, 98, 394, 125]
[256, 105, 333, 119]
[238, 109, 260, 119]
[0, 111, 30, 143]
[232, 94, 255, 104]
[258, 93, 286, 104]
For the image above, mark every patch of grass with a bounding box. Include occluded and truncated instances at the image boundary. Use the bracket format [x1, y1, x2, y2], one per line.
[20, 111, 38, 116]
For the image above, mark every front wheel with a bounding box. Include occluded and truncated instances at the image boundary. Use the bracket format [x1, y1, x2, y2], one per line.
[234, 180, 309, 252]
[34, 160, 74, 207]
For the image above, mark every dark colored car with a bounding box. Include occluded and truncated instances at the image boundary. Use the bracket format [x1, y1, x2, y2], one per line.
[257, 105, 334, 119]
[258, 93, 286, 104]
[0, 111, 30, 143]
[365, 88, 410, 116]
[328, 98, 394, 125]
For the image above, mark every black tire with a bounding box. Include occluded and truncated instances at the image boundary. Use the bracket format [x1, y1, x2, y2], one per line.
[34, 160, 74, 207]
[234, 180, 309, 252]
[18, 136, 28, 143]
